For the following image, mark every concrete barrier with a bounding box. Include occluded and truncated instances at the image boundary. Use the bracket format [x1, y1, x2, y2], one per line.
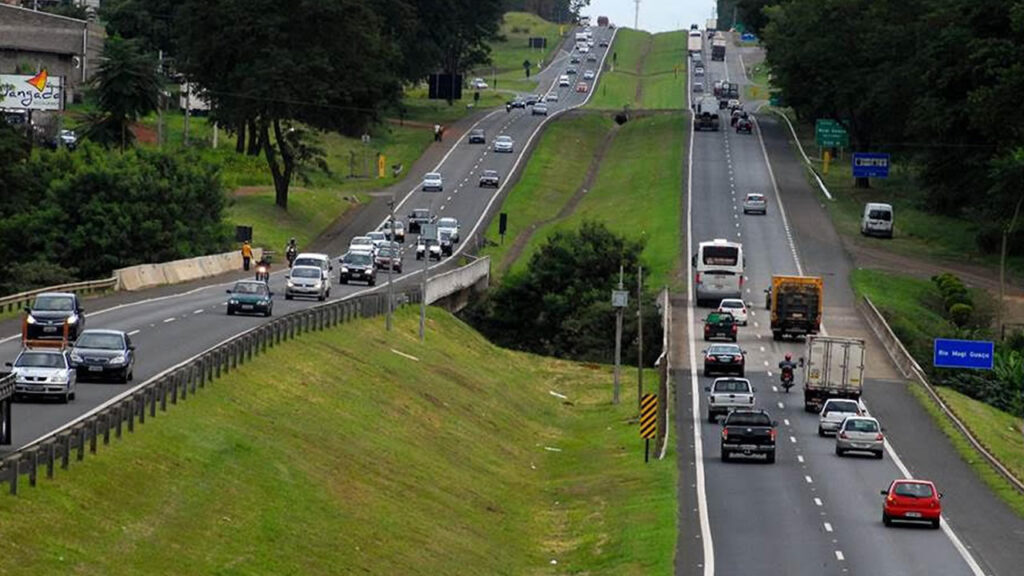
[115, 248, 263, 291]
[425, 257, 490, 310]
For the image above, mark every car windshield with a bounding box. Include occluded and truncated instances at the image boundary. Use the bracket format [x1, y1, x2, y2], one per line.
[869, 209, 892, 221]
[720, 301, 744, 309]
[702, 245, 739, 266]
[438, 219, 456, 227]
[368, 232, 385, 240]
[471, 129, 483, 135]
[426, 173, 441, 179]
[497, 136, 511, 143]
[233, 282, 268, 295]
[351, 238, 372, 246]
[293, 258, 322, 268]
[378, 247, 396, 258]
[894, 482, 934, 498]
[345, 253, 372, 266]
[483, 170, 497, 177]
[33, 295, 74, 312]
[16, 352, 65, 368]
[713, 379, 750, 393]
[726, 412, 771, 426]
[75, 333, 124, 350]
[413, 210, 429, 218]
[292, 267, 321, 279]
[845, 419, 879, 433]
[709, 345, 740, 355]
[824, 401, 859, 414]
[746, 195, 764, 202]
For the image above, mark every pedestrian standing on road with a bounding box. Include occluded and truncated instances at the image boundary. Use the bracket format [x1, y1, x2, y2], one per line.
[241, 240, 253, 271]
[433, 123, 441, 142]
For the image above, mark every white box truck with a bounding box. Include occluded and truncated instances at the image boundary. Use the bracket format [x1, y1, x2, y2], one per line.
[688, 34, 703, 56]
[802, 335, 865, 412]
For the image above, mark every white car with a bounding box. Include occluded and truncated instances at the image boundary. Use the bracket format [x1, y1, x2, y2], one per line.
[436, 217, 460, 243]
[578, 44, 590, 53]
[421, 172, 443, 192]
[9, 348, 76, 403]
[695, 65, 705, 77]
[366, 231, 389, 250]
[415, 236, 442, 261]
[583, 70, 595, 80]
[559, 75, 571, 87]
[743, 193, 767, 214]
[532, 102, 549, 116]
[818, 398, 864, 436]
[545, 92, 559, 102]
[693, 82, 705, 94]
[471, 77, 488, 90]
[348, 236, 377, 255]
[717, 298, 748, 325]
[493, 135, 514, 153]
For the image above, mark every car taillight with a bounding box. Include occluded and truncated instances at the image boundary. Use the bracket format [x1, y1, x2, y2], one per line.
[731, 325, 737, 332]
[738, 356, 744, 364]
[721, 428, 728, 440]
[887, 496, 895, 504]
[769, 428, 777, 441]
[875, 433, 884, 441]
[704, 325, 710, 333]
[839, 432, 848, 439]
[739, 275, 745, 287]
[696, 272, 702, 284]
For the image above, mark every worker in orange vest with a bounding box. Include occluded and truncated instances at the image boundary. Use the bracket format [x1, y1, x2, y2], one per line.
[241, 240, 253, 271]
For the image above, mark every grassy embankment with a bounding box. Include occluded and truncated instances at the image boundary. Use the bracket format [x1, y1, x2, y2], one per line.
[850, 269, 1024, 516]
[481, 11, 566, 95]
[482, 112, 686, 290]
[587, 29, 688, 111]
[775, 109, 1024, 278]
[0, 307, 677, 575]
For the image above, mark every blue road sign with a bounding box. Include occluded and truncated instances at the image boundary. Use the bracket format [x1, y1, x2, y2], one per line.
[741, 33, 757, 42]
[933, 338, 994, 370]
[852, 153, 891, 178]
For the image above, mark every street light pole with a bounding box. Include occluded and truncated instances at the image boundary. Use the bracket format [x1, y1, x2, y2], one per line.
[637, 265, 643, 409]
[386, 195, 396, 332]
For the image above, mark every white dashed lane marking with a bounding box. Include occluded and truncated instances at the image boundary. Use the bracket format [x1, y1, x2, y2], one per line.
[814, 497, 822, 506]
[804, 475, 813, 484]
[162, 317, 175, 323]
[127, 330, 140, 336]
[824, 522, 833, 533]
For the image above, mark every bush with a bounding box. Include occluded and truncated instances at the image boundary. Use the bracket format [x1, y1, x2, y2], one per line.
[948, 303, 973, 327]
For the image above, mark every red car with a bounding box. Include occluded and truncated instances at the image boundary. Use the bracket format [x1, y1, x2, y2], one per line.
[575, 82, 589, 93]
[881, 479, 942, 529]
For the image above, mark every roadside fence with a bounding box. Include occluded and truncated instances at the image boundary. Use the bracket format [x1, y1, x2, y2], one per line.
[0, 288, 420, 495]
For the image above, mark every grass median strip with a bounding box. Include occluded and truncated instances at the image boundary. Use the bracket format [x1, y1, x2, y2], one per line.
[587, 29, 687, 111]
[0, 307, 676, 574]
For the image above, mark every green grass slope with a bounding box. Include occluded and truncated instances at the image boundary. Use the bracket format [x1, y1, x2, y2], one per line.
[588, 29, 687, 111]
[0, 307, 676, 575]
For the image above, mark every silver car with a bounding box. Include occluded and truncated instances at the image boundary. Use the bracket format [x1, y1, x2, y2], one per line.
[8, 349, 76, 403]
[493, 135, 514, 153]
[818, 398, 863, 436]
[742, 193, 767, 214]
[286, 265, 329, 301]
[421, 172, 443, 191]
[835, 416, 884, 458]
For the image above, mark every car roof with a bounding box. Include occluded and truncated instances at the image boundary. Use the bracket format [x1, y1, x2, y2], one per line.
[425, 172, 441, 177]
[78, 329, 125, 337]
[496, 135, 512, 140]
[36, 292, 76, 299]
[719, 298, 745, 305]
[708, 343, 741, 352]
[713, 377, 750, 384]
[438, 217, 457, 224]
[746, 192, 765, 198]
[291, 264, 322, 271]
[295, 252, 328, 260]
[483, 169, 498, 175]
[235, 280, 268, 287]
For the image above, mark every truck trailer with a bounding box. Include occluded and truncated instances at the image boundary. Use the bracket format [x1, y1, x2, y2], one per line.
[767, 275, 822, 340]
[688, 34, 703, 56]
[711, 36, 727, 61]
[802, 336, 865, 412]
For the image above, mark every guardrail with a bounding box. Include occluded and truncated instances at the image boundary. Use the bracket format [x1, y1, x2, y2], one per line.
[0, 287, 420, 495]
[656, 288, 672, 460]
[0, 278, 117, 316]
[857, 295, 1024, 494]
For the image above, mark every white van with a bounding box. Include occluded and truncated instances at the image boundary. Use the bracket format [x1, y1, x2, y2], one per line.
[860, 203, 894, 238]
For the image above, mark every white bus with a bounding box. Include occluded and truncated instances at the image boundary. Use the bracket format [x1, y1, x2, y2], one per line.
[693, 239, 745, 307]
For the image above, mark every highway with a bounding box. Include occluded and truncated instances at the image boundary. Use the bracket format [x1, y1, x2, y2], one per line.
[675, 38, 1013, 576]
[0, 25, 615, 452]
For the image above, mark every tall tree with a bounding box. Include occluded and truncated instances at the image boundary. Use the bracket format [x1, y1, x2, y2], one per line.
[174, 0, 403, 209]
[89, 36, 161, 151]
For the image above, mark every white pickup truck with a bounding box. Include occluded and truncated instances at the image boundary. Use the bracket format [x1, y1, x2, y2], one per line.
[704, 377, 756, 423]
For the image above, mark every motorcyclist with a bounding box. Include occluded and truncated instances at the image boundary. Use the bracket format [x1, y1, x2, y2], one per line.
[778, 353, 797, 389]
[255, 253, 271, 281]
[285, 238, 298, 267]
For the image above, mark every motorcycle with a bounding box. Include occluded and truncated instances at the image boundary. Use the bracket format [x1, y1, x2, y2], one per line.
[780, 367, 795, 393]
[286, 246, 297, 267]
[255, 262, 270, 282]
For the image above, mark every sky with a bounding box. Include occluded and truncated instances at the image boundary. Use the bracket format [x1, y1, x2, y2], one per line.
[582, 0, 716, 33]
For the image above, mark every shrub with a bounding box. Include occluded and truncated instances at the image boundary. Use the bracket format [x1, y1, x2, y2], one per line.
[948, 303, 973, 327]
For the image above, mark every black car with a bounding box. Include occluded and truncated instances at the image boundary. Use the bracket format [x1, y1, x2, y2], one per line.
[736, 117, 753, 134]
[479, 169, 500, 188]
[509, 98, 527, 109]
[25, 292, 85, 341]
[439, 231, 454, 256]
[566, 67, 578, 75]
[703, 311, 737, 342]
[570, 56, 581, 64]
[70, 329, 135, 383]
[407, 208, 432, 233]
[721, 410, 777, 463]
[524, 94, 540, 106]
[339, 251, 377, 285]
[703, 343, 746, 377]
[468, 128, 486, 144]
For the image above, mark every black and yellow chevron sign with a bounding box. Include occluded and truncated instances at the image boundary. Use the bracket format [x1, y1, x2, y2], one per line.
[640, 394, 658, 439]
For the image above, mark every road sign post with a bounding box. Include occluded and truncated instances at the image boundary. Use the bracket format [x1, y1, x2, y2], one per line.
[612, 268, 629, 405]
[933, 338, 995, 370]
[641, 393, 658, 462]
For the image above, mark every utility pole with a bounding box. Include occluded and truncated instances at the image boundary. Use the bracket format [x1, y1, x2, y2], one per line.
[420, 240, 429, 341]
[998, 195, 1024, 339]
[386, 195, 396, 332]
[157, 51, 164, 148]
[613, 265, 625, 404]
[183, 82, 191, 147]
[634, 0, 641, 29]
[637, 265, 644, 409]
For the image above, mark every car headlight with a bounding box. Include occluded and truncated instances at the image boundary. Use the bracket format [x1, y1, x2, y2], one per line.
[286, 280, 294, 287]
[70, 352, 83, 363]
[26, 315, 37, 325]
[229, 299, 238, 305]
[313, 280, 322, 288]
[67, 314, 78, 324]
[109, 354, 126, 365]
[50, 373, 69, 383]
[340, 267, 349, 273]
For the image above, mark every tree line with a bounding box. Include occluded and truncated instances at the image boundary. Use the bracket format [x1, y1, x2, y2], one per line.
[723, 0, 1024, 254]
[98, 0, 509, 209]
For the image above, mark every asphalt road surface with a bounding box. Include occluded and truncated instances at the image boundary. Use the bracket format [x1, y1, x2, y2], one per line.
[674, 40, 1015, 576]
[0, 25, 615, 452]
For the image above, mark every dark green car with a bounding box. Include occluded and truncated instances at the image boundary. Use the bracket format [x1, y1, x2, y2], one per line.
[226, 281, 273, 316]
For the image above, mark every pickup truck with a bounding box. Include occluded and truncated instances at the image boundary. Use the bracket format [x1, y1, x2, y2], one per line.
[720, 409, 777, 463]
[703, 311, 737, 341]
[705, 377, 755, 423]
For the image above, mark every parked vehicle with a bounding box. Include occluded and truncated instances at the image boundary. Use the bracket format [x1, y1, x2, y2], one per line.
[720, 409, 777, 463]
[861, 202, 894, 238]
[803, 336, 866, 412]
[767, 275, 822, 340]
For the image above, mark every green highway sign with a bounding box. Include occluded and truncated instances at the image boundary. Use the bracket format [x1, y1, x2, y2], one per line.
[815, 119, 849, 148]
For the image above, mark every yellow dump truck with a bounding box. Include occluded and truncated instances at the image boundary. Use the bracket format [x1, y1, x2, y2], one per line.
[765, 275, 823, 341]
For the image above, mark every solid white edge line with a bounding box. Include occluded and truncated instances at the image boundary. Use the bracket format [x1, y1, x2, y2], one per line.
[770, 109, 833, 200]
[754, 102, 987, 576]
[685, 51, 716, 576]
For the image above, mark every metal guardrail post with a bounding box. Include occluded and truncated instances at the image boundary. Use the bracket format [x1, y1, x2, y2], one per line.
[28, 450, 37, 487]
[90, 420, 99, 453]
[8, 459, 17, 495]
[61, 433, 72, 468]
[137, 395, 145, 425]
[45, 442, 55, 478]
